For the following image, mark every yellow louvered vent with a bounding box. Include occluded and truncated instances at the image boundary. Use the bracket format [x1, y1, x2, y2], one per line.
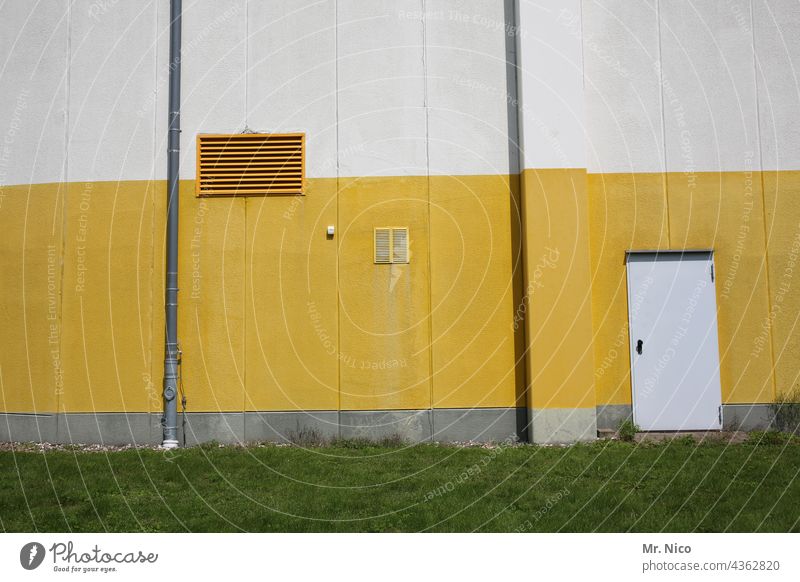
[196, 133, 305, 197]
[374, 227, 409, 264]
[392, 228, 408, 263]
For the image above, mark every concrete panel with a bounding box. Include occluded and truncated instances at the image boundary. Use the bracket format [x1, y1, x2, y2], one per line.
[182, 412, 245, 445]
[425, 0, 518, 175]
[340, 410, 432, 441]
[583, 0, 665, 173]
[66, 1, 157, 182]
[0, 414, 58, 443]
[515, 0, 586, 169]
[595, 404, 633, 431]
[0, 1, 67, 186]
[433, 408, 524, 442]
[337, 0, 427, 176]
[754, 0, 800, 171]
[530, 407, 597, 444]
[660, 0, 760, 172]
[244, 411, 340, 443]
[56, 412, 157, 445]
[179, 0, 246, 179]
[722, 404, 774, 431]
[247, 0, 337, 178]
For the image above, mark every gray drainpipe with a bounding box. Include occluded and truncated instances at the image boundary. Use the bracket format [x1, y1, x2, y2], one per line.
[162, 0, 182, 448]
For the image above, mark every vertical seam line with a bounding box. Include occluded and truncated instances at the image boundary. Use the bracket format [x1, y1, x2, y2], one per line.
[750, 0, 777, 399]
[56, 0, 73, 424]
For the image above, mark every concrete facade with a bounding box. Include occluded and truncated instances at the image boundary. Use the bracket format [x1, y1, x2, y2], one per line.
[1, 1, 798, 445]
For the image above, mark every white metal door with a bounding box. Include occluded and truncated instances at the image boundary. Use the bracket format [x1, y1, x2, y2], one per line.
[626, 252, 722, 431]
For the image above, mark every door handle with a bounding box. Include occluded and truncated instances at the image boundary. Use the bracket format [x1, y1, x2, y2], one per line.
[636, 339, 643, 355]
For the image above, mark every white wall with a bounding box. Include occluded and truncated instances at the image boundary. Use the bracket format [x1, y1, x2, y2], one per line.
[754, 0, 800, 170]
[336, 0, 427, 177]
[67, 0, 159, 182]
[247, 0, 337, 178]
[516, 0, 587, 170]
[583, 0, 664, 174]
[426, 0, 518, 175]
[660, 0, 760, 173]
[0, 0, 521, 184]
[3, 1, 800, 185]
[583, 0, 800, 174]
[0, 1, 68, 186]
[179, 0, 247, 180]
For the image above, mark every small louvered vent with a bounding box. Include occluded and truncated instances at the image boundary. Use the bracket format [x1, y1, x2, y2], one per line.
[375, 228, 391, 264]
[196, 133, 304, 197]
[374, 227, 409, 264]
[392, 228, 408, 263]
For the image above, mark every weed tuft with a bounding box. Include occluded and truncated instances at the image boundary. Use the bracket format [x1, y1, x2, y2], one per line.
[286, 427, 327, 447]
[770, 385, 800, 435]
[617, 419, 640, 442]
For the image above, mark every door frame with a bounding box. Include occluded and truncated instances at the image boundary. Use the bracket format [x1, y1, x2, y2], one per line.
[625, 249, 722, 431]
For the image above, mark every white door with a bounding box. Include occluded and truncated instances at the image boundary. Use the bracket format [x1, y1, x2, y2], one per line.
[626, 251, 722, 431]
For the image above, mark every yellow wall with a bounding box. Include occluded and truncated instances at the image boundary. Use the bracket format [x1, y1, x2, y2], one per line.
[244, 178, 339, 412]
[763, 171, 800, 399]
[337, 176, 432, 410]
[589, 171, 784, 407]
[0, 176, 523, 414]
[3, 170, 797, 416]
[57, 181, 158, 414]
[520, 169, 596, 411]
[0, 183, 64, 413]
[429, 175, 524, 409]
[588, 173, 671, 407]
[176, 183, 246, 412]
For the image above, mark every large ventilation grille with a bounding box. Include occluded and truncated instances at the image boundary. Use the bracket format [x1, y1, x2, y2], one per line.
[196, 133, 305, 196]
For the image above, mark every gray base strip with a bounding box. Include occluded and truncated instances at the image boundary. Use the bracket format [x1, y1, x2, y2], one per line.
[244, 411, 339, 444]
[0, 408, 526, 445]
[529, 408, 597, 444]
[596, 404, 633, 431]
[721, 404, 775, 432]
[0, 413, 162, 446]
[339, 410, 433, 441]
[433, 408, 527, 443]
[596, 404, 779, 432]
[2, 404, 783, 445]
[0, 413, 59, 444]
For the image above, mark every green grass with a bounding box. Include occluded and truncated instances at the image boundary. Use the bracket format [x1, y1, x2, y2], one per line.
[1, 438, 798, 532]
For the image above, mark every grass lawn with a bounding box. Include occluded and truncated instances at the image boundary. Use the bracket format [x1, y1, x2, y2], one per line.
[1, 437, 798, 532]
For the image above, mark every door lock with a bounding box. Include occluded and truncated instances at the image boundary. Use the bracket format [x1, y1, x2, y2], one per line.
[636, 339, 643, 355]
